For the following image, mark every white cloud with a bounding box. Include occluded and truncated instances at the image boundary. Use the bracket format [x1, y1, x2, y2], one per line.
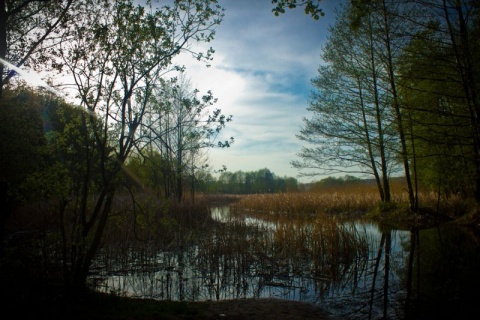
[171, 0, 341, 181]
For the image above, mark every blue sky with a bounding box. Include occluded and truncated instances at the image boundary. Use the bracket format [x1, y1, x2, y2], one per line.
[178, 0, 341, 182]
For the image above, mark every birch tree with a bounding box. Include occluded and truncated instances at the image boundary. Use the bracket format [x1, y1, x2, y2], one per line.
[142, 77, 232, 201]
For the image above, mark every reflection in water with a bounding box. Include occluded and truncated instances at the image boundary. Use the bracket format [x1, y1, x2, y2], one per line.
[404, 225, 480, 319]
[91, 206, 480, 319]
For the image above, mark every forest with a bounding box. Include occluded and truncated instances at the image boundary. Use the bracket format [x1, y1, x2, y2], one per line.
[292, 0, 480, 213]
[1, 0, 480, 319]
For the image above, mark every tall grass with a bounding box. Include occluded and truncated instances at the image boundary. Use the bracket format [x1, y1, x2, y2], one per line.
[231, 178, 477, 218]
[92, 191, 371, 301]
[231, 190, 379, 218]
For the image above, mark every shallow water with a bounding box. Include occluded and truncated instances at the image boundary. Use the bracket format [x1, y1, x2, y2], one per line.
[91, 206, 480, 319]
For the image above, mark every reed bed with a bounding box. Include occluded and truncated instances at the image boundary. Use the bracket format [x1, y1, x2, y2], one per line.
[231, 190, 379, 218]
[85, 193, 219, 282]
[230, 179, 476, 219]
[190, 210, 370, 300]
[228, 182, 401, 218]
[88, 189, 374, 301]
[105, 193, 214, 246]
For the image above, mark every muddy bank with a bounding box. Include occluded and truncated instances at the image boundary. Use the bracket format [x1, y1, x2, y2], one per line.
[194, 298, 336, 320]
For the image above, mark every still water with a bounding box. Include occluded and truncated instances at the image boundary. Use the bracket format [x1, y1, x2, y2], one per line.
[91, 206, 480, 319]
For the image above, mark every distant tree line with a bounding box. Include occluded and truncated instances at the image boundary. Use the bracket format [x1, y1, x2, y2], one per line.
[191, 168, 299, 194]
[308, 175, 362, 190]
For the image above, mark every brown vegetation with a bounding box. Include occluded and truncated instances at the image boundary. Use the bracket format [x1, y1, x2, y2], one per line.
[232, 180, 480, 224]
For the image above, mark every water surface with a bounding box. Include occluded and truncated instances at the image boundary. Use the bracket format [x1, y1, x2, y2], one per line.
[91, 206, 480, 319]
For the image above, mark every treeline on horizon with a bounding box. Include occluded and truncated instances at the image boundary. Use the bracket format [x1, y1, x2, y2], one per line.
[190, 169, 376, 195]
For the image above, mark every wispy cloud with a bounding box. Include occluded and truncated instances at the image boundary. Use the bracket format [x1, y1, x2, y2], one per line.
[174, 0, 339, 181]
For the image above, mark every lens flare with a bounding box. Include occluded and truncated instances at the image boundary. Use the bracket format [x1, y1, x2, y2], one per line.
[0, 58, 61, 96]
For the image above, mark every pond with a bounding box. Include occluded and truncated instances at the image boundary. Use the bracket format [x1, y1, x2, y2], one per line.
[90, 206, 480, 319]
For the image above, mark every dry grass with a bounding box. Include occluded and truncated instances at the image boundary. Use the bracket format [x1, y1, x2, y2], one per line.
[230, 179, 478, 219]
[231, 185, 383, 219]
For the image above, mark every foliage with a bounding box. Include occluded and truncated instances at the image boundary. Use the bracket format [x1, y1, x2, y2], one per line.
[310, 175, 362, 190]
[397, 1, 480, 199]
[271, 0, 324, 20]
[215, 168, 299, 194]
[48, 0, 226, 286]
[138, 76, 232, 201]
[0, 87, 78, 203]
[1, 0, 226, 287]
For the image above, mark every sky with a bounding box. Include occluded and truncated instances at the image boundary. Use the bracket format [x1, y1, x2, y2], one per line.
[175, 0, 341, 182]
[11, 0, 341, 183]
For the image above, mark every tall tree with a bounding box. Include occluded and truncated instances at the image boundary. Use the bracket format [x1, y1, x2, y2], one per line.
[56, 0, 224, 286]
[378, 0, 416, 210]
[398, 0, 480, 199]
[292, 2, 400, 203]
[142, 76, 232, 201]
[348, 0, 418, 209]
[438, 0, 480, 200]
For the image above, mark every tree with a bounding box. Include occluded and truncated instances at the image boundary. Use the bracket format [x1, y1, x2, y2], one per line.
[348, 0, 418, 209]
[194, 169, 217, 193]
[0, 87, 49, 257]
[376, 0, 416, 210]
[0, 0, 74, 98]
[439, 0, 480, 201]
[292, 2, 402, 203]
[215, 168, 297, 194]
[141, 76, 232, 201]
[397, 0, 480, 199]
[55, 0, 224, 286]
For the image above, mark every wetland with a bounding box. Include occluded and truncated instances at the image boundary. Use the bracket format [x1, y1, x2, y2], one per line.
[88, 203, 480, 319]
[3, 190, 480, 319]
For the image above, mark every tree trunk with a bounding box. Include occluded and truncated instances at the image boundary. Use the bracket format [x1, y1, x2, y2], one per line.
[71, 185, 115, 286]
[0, 0, 7, 99]
[442, 0, 480, 201]
[367, 13, 390, 202]
[359, 79, 385, 202]
[381, 0, 415, 211]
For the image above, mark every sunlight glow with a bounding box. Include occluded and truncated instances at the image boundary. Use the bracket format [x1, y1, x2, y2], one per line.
[0, 58, 61, 96]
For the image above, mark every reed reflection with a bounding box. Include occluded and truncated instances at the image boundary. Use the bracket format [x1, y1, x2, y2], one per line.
[90, 206, 480, 319]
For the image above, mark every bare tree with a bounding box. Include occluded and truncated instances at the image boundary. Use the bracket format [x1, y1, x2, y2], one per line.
[293, 2, 401, 203]
[142, 76, 232, 201]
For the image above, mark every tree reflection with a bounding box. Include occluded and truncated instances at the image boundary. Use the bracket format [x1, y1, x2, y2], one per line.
[403, 225, 480, 319]
[90, 208, 480, 319]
